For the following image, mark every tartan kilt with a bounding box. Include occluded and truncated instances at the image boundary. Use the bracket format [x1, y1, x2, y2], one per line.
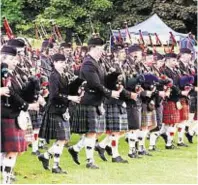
[141, 104, 157, 127]
[189, 96, 197, 113]
[24, 120, 34, 143]
[126, 105, 142, 130]
[1, 118, 27, 152]
[163, 101, 180, 125]
[29, 110, 42, 129]
[179, 98, 189, 121]
[156, 104, 163, 128]
[70, 104, 106, 134]
[104, 104, 128, 132]
[39, 112, 70, 142]
[194, 112, 197, 120]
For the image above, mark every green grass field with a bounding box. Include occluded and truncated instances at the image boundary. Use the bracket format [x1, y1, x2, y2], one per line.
[12, 133, 197, 184]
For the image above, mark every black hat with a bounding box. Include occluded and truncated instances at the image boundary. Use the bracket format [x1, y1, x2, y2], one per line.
[1, 45, 17, 56]
[7, 39, 25, 48]
[41, 40, 54, 49]
[180, 48, 191, 54]
[128, 44, 142, 53]
[165, 53, 177, 58]
[88, 37, 104, 46]
[60, 42, 72, 48]
[52, 53, 66, 62]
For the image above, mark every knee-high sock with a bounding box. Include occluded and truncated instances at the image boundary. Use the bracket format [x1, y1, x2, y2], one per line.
[177, 123, 186, 144]
[138, 130, 148, 152]
[110, 134, 119, 158]
[188, 120, 198, 136]
[38, 138, 46, 147]
[1, 152, 5, 167]
[99, 135, 111, 149]
[128, 132, 137, 154]
[73, 135, 85, 152]
[166, 126, 176, 146]
[149, 132, 160, 147]
[53, 143, 64, 169]
[43, 143, 56, 159]
[32, 129, 40, 153]
[84, 137, 96, 164]
[2, 156, 17, 184]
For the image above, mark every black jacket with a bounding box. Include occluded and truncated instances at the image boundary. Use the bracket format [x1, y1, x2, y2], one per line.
[80, 55, 111, 106]
[1, 74, 29, 118]
[47, 68, 70, 114]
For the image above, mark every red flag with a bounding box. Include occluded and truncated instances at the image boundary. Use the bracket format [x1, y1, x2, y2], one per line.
[3, 17, 14, 39]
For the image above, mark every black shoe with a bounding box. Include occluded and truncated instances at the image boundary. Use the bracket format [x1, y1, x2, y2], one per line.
[138, 150, 152, 156]
[161, 133, 168, 144]
[52, 166, 67, 174]
[112, 156, 128, 163]
[177, 143, 188, 147]
[38, 154, 50, 170]
[31, 150, 41, 156]
[68, 147, 80, 165]
[105, 145, 112, 156]
[165, 145, 176, 149]
[128, 153, 142, 159]
[95, 145, 107, 161]
[86, 163, 99, 169]
[185, 133, 193, 143]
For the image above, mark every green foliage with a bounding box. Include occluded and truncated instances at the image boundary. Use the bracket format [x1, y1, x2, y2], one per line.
[1, 0, 24, 27]
[1, 0, 197, 40]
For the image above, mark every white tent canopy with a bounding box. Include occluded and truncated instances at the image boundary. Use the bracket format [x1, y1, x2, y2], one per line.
[112, 14, 188, 44]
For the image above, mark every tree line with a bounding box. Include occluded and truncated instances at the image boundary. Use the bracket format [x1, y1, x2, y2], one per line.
[1, 0, 197, 42]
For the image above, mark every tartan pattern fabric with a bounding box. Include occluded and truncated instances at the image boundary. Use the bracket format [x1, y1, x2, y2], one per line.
[29, 110, 42, 129]
[180, 98, 189, 121]
[163, 101, 180, 125]
[39, 112, 70, 142]
[189, 96, 197, 113]
[70, 104, 106, 134]
[126, 106, 142, 130]
[104, 104, 128, 132]
[194, 112, 197, 120]
[1, 118, 27, 152]
[141, 104, 157, 127]
[24, 120, 34, 143]
[156, 104, 163, 128]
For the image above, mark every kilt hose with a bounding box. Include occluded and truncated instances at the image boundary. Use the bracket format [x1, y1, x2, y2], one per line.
[163, 101, 180, 125]
[104, 104, 128, 132]
[179, 98, 190, 122]
[29, 110, 43, 129]
[39, 111, 70, 143]
[70, 104, 106, 134]
[1, 118, 27, 152]
[141, 104, 157, 128]
[126, 105, 142, 130]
